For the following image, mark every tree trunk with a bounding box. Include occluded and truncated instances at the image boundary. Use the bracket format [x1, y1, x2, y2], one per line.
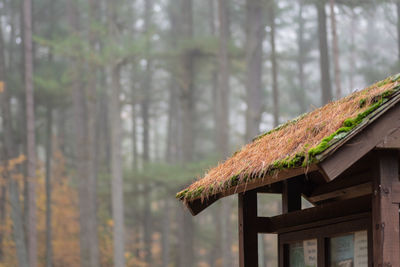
[17, 1, 30, 238]
[0, 11, 8, 261]
[110, 63, 126, 267]
[141, 0, 153, 264]
[329, 0, 342, 98]
[165, 78, 180, 163]
[268, 0, 279, 127]
[143, 188, 152, 265]
[45, 105, 53, 267]
[0, 185, 5, 261]
[45, 6, 55, 262]
[161, 199, 171, 267]
[0, 23, 29, 266]
[217, 0, 230, 157]
[131, 100, 138, 170]
[178, 207, 194, 267]
[297, 1, 306, 113]
[23, 0, 37, 265]
[245, 0, 264, 141]
[142, 0, 153, 163]
[86, 1, 100, 265]
[178, 1, 195, 266]
[180, 0, 195, 162]
[397, 1, 400, 62]
[9, 180, 29, 267]
[217, 1, 233, 266]
[66, 1, 92, 266]
[316, 0, 332, 105]
[209, 0, 219, 150]
[349, 7, 356, 90]
[166, 2, 181, 164]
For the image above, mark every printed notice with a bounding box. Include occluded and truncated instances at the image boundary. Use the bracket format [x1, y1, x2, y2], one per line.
[303, 239, 317, 267]
[354, 231, 368, 267]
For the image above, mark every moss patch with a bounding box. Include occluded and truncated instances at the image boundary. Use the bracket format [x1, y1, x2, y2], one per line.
[253, 113, 307, 141]
[307, 88, 400, 162]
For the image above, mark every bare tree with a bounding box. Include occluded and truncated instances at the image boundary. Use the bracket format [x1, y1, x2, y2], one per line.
[86, 1, 100, 265]
[23, 0, 37, 265]
[245, 0, 265, 140]
[329, 0, 342, 98]
[180, 0, 196, 162]
[397, 1, 400, 62]
[0, 20, 29, 267]
[178, 1, 195, 266]
[110, 63, 126, 267]
[45, 104, 53, 267]
[349, 7, 356, 90]
[268, 0, 279, 126]
[67, 0, 99, 265]
[217, 1, 233, 266]
[217, 0, 230, 157]
[142, 0, 153, 264]
[297, 0, 307, 113]
[316, 0, 333, 104]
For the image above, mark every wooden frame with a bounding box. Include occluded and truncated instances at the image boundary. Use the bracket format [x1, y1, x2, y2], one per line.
[186, 98, 400, 266]
[278, 215, 372, 267]
[238, 193, 372, 267]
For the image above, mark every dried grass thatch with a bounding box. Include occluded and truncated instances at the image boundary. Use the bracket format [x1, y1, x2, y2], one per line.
[177, 74, 400, 202]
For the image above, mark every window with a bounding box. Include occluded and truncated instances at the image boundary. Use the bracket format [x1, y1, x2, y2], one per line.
[330, 231, 368, 267]
[279, 217, 371, 267]
[289, 239, 317, 267]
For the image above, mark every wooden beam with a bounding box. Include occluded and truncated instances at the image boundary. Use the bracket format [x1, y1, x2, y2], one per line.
[372, 150, 400, 266]
[319, 98, 400, 180]
[184, 195, 219, 216]
[257, 195, 371, 234]
[185, 165, 318, 216]
[255, 182, 282, 194]
[308, 182, 371, 203]
[238, 190, 258, 267]
[376, 127, 400, 149]
[306, 170, 371, 201]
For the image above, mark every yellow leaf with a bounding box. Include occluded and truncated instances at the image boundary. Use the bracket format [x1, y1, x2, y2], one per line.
[0, 81, 4, 93]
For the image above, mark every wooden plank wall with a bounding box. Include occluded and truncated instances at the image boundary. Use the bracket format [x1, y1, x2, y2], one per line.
[372, 150, 400, 266]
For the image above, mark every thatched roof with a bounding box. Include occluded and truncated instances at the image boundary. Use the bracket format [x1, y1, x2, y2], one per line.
[177, 74, 400, 210]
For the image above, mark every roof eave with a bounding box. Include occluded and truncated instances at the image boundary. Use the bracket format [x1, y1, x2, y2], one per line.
[184, 164, 319, 216]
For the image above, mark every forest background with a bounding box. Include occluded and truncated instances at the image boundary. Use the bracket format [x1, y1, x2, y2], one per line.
[0, 0, 398, 266]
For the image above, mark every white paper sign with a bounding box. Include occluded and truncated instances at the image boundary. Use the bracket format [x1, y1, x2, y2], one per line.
[303, 239, 317, 267]
[354, 231, 368, 267]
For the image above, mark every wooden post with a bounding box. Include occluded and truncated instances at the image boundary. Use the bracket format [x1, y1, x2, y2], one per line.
[282, 178, 302, 213]
[372, 150, 400, 266]
[239, 190, 258, 267]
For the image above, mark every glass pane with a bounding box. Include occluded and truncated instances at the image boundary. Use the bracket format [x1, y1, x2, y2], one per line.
[289, 239, 317, 267]
[330, 231, 368, 267]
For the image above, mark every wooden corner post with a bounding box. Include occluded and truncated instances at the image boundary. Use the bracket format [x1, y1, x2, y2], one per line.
[372, 150, 400, 266]
[239, 190, 258, 267]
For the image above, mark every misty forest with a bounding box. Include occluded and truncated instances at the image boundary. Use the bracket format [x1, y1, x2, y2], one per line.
[0, 0, 399, 266]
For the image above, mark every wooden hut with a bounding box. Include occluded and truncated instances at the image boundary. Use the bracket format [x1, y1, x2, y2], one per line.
[176, 74, 400, 267]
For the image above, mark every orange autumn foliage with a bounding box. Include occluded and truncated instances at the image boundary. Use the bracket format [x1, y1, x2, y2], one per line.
[36, 150, 81, 266]
[0, 151, 81, 267]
